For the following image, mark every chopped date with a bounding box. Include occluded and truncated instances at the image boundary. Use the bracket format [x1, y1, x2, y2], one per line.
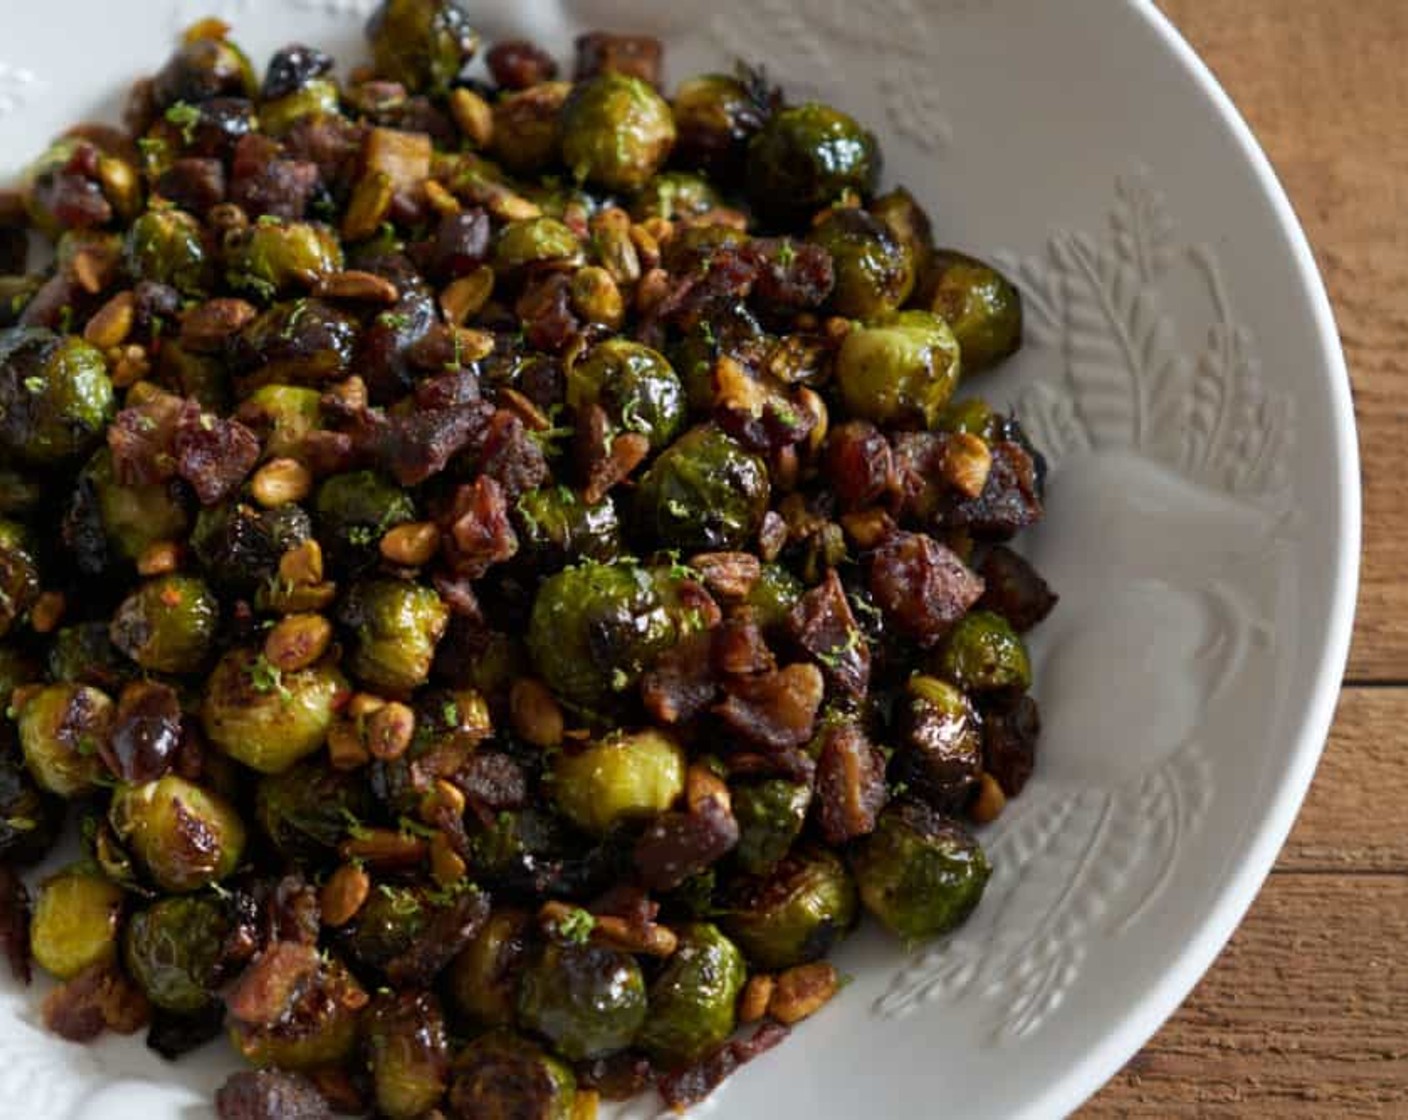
[216, 1070, 333, 1120]
[714, 662, 825, 750]
[633, 796, 740, 892]
[658, 1022, 791, 1111]
[981, 692, 1041, 798]
[641, 630, 717, 725]
[814, 722, 888, 844]
[868, 531, 985, 648]
[943, 440, 1045, 540]
[977, 544, 1059, 632]
[788, 569, 871, 698]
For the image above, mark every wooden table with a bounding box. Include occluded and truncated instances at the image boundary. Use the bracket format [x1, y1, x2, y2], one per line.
[1086, 3, 1405, 1115]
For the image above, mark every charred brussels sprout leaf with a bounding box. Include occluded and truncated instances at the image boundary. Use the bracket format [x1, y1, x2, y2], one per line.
[202, 648, 348, 774]
[634, 425, 770, 552]
[448, 1030, 576, 1120]
[516, 941, 647, 1061]
[123, 895, 229, 1011]
[567, 339, 686, 452]
[637, 922, 746, 1066]
[835, 310, 962, 429]
[561, 72, 676, 193]
[549, 728, 686, 836]
[0, 329, 115, 465]
[851, 800, 990, 941]
[747, 102, 880, 226]
[30, 866, 125, 980]
[366, 0, 480, 95]
[110, 575, 219, 674]
[109, 774, 247, 892]
[720, 848, 857, 971]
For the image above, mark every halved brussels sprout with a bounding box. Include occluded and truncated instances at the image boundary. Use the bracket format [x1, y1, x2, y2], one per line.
[894, 675, 983, 809]
[230, 953, 366, 1069]
[516, 941, 647, 1060]
[671, 71, 773, 182]
[742, 562, 804, 637]
[124, 209, 210, 295]
[123, 894, 229, 1011]
[259, 79, 341, 137]
[232, 299, 360, 386]
[448, 1031, 576, 1120]
[835, 310, 961, 429]
[494, 217, 584, 274]
[549, 728, 686, 836]
[0, 742, 61, 865]
[109, 575, 219, 674]
[152, 31, 257, 108]
[567, 339, 686, 451]
[367, 990, 451, 1120]
[747, 102, 879, 226]
[491, 82, 571, 176]
[630, 171, 724, 223]
[30, 866, 125, 980]
[202, 647, 348, 774]
[561, 72, 676, 193]
[18, 682, 113, 796]
[918, 250, 1023, 372]
[850, 800, 990, 940]
[720, 848, 857, 970]
[448, 907, 531, 1029]
[634, 424, 770, 552]
[109, 774, 247, 892]
[0, 328, 114, 465]
[192, 500, 312, 594]
[84, 448, 192, 565]
[637, 922, 746, 1066]
[339, 579, 450, 695]
[237, 384, 324, 459]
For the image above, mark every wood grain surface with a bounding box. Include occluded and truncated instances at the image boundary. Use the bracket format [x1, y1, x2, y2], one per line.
[1086, 3, 1403, 1114]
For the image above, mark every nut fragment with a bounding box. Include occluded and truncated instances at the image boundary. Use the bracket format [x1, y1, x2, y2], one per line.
[278, 539, 324, 586]
[30, 591, 65, 634]
[940, 432, 993, 499]
[179, 298, 257, 352]
[571, 1089, 600, 1120]
[250, 458, 312, 508]
[418, 778, 466, 826]
[423, 179, 461, 215]
[767, 961, 840, 1025]
[343, 171, 394, 242]
[340, 828, 427, 869]
[635, 266, 671, 315]
[83, 291, 135, 350]
[109, 345, 150, 388]
[509, 678, 563, 749]
[366, 701, 415, 760]
[314, 269, 400, 304]
[380, 521, 440, 567]
[689, 552, 761, 601]
[449, 87, 495, 148]
[568, 266, 624, 329]
[591, 914, 678, 958]
[737, 974, 775, 1024]
[429, 833, 467, 887]
[685, 764, 731, 816]
[327, 720, 371, 771]
[264, 613, 333, 673]
[969, 771, 1007, 825]
[839, 508, 896, 551]
[135, 540, 182, 577]
[319, 863, 371, 927]
[439, 267, 495, 326]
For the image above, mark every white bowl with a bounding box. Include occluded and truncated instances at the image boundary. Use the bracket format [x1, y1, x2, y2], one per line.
[0, 1, 1359, 1117]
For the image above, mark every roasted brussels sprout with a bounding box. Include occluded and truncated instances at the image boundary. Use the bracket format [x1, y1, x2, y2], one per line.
[230, 952, 366, 1069]
[835, 310, 962, 429]
[123, 895, 229, 1012]
[808, 208, 915, 320]
[367, 991, 450, 1120]
[918, 250, 1023, 372]
[0, 328, 114, 465]
[254, 758, 375, 861]
[231, 299, 360, 386]
[637, 922, 746, 1066]
[870, 186, 935, 278]
[124, 209, 210, 295]
[721, 848, 857, 970]
[259, 79, 341, 138]
[634, 424, 770, 552]
[20, 138, 110, 238]
[932, 610, 1032, 693]
[83, 449, 192, 566]
[192, 500, 311, 594]
[109, 575, 219, 674]
[448, 1031, 576, 1120]
[513, 486, 621, 573]
[561, 72, 676, 192]
[315, 470, 416, 573]
[224, 219, 343, 300]
[0, 743, 61, 865]
[567, 339, 685, 451]
[671, 72, 773, 181]
[851, 800, 990, 940]
[526, 561, 679, 707]
[339, 579, 449, 694]
[18, 682, 113, 796]
[732, 777, 811, 876]
[742, 562, 804, 637]
[549, 728, 686, 836]
[109, 774, 247, 892]
[448, 908, 531, 1029]
[517, 940, 647, 1061]
[747, 102, 879, 225]
[237, 383, 323, 459]
[343, 884, 435, 974]
[893, 675, 982, 809]
[45, 623, 132, 693]
[491, 82, 572, 176]
[202, 647, 348, 774]
[30, 866, 125, 980]
[152, 30, 257, 107]
[494, 217, 584, 274]
[0, 519, 39, 638]
[366, 0, 479, 95]
[630, 171, 724, 222]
